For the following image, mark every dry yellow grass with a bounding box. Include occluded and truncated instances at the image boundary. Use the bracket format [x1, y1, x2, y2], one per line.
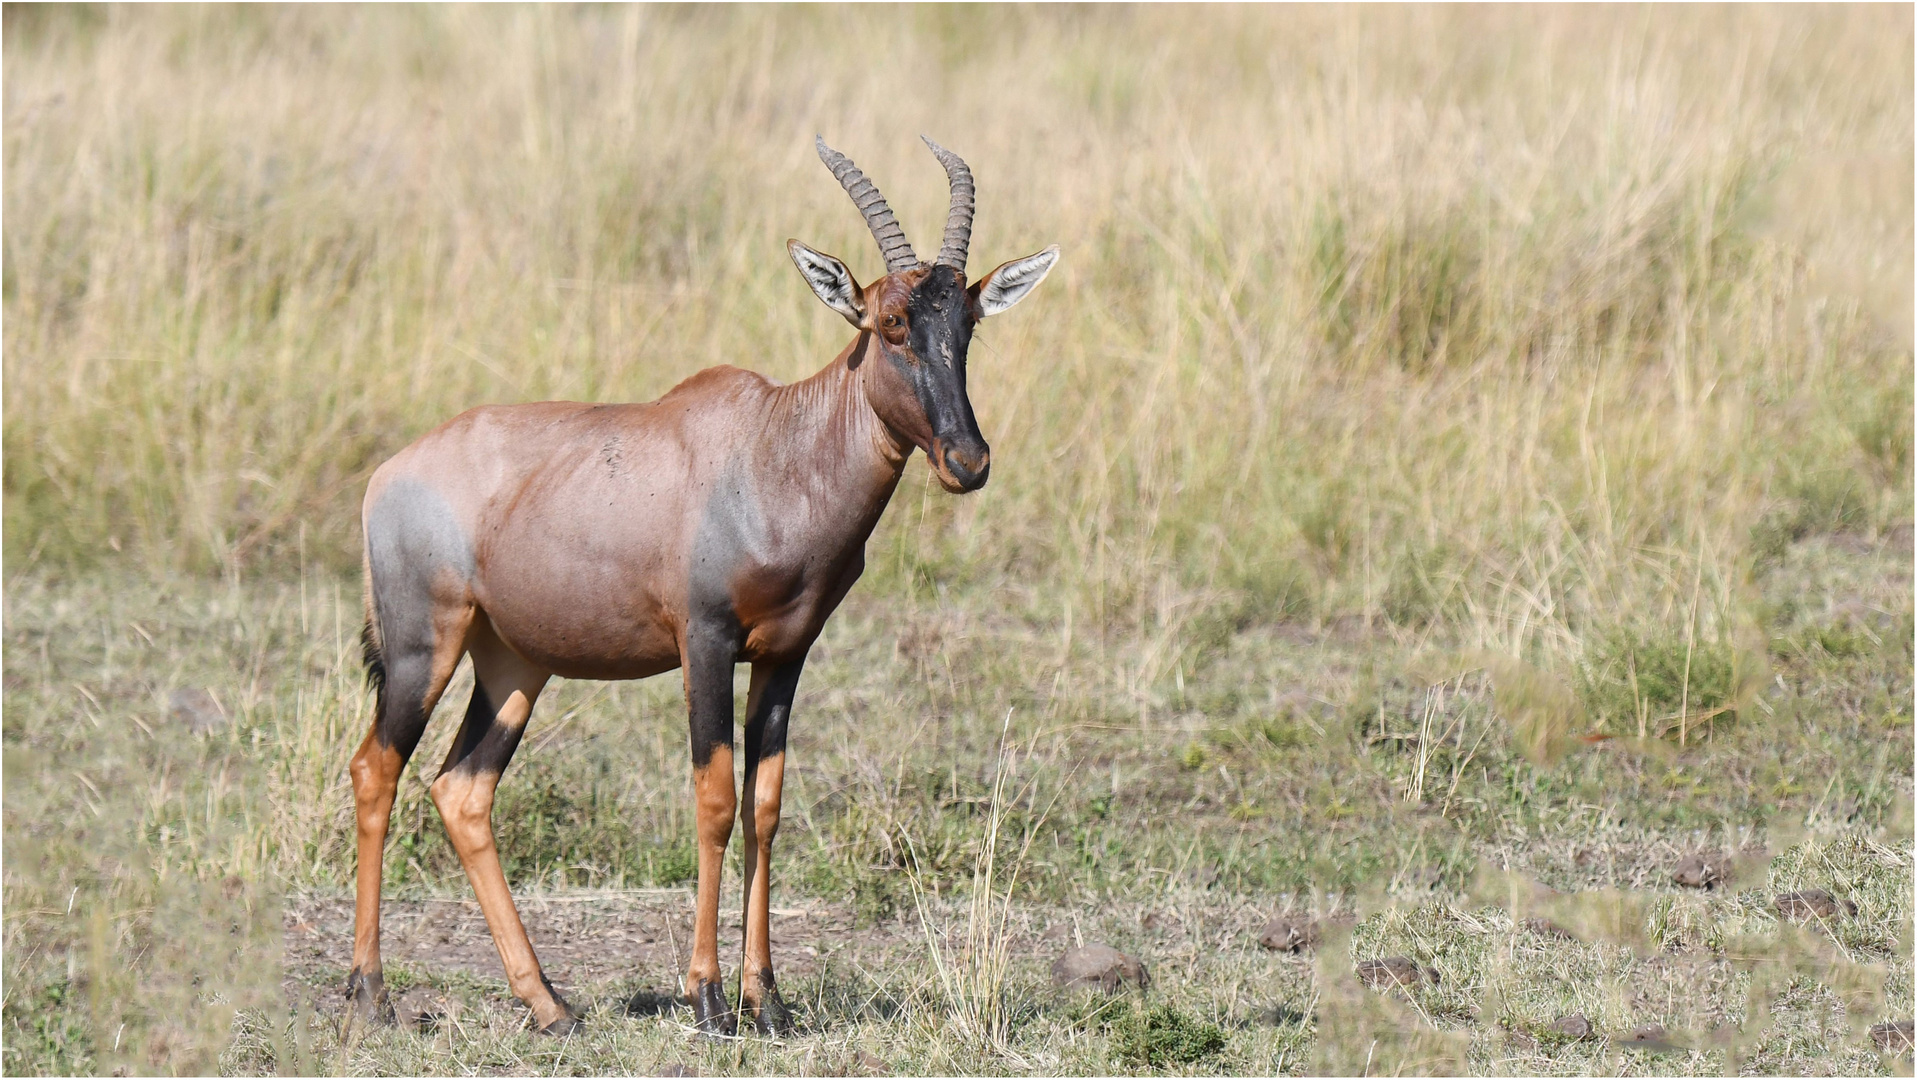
[7, 6, 1908, 678]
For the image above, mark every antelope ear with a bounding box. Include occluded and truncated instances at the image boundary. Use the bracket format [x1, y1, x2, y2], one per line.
[970, 245, 1059, 318]
[788, 240, 866, 327]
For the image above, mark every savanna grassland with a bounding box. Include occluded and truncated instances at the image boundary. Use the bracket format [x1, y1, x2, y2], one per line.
[3, 5, 1912, 1076]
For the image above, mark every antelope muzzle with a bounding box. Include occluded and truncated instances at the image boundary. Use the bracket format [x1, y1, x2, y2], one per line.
[932, 437, 991, 493]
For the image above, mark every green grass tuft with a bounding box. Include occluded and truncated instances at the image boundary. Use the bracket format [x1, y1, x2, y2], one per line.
[1576, 628, 1756, 741]
[1112, 1003, 1229, 1069]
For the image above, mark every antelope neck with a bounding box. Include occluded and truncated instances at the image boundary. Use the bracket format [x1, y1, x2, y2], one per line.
[769, 333, 915, 494]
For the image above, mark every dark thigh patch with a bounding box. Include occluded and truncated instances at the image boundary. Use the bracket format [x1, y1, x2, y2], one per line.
[365, 478, 476, 660]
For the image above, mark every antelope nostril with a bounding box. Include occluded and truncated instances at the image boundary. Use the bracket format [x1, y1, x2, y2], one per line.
[940, 444, 990, 490]
[945, 446, 985, 474]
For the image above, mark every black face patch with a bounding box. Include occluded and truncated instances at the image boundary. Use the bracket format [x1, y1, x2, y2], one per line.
[898, 265, 987, 458]
[904, 264, 973, 373]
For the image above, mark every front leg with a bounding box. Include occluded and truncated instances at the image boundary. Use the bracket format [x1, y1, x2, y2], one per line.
[682, 618, 740, 1037]
[739, 657, 804, 1036]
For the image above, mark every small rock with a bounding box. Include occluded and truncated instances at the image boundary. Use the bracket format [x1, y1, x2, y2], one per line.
[1775, 889, 1857, 921]
[1549, 1013, 1594, 1040]
[854, 1051, 889, 1075]
[169, 688, 228, 734]
[1141, 911, 1171, 931]
[394, 987, 446, 1031]
[1257, 916, 1317, 953]
[1870, 1019, 1915, 1055]
[1671, 852, 1725, 890]
[1522, 918, 1577, 941]
[1051, 943, 1149, 992]
[1355, 956, 1436, 990]
[1039, 922, 1071, 943]
[1504, 1029, 1538, 1054]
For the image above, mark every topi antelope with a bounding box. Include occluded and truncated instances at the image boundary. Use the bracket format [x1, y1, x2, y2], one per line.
[348, 137, 1058, 1036]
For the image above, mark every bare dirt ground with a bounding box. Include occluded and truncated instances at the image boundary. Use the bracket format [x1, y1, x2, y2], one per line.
[281, 890, 922, 1018]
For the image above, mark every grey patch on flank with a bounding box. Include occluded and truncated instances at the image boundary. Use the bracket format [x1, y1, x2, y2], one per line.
[365, 477, 475, 661]
[688, 462, 768, 627]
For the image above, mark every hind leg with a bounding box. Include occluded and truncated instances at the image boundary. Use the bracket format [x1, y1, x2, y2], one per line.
[427, 616, 575, 1033]
[348, 595, 473, 1024]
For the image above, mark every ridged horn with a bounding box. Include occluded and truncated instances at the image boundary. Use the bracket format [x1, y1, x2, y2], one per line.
[921, 136, 975, 272]
[815, 136, 919, 275]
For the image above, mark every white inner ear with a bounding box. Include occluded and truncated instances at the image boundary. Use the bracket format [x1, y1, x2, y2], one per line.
[976, 244, 1059, 318]
[787, 241, 864, 325]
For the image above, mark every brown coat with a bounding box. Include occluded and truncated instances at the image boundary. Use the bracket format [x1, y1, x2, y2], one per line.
[343, 136, 1058, 1038]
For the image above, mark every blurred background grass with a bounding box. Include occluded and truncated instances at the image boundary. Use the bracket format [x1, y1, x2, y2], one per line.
[6, 4, 1909, 668]
[3, 4, 1911, 1075]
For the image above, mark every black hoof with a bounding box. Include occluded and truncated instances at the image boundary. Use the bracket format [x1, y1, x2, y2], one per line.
[751, 984, 794, 1039]
[690, 979, 736, 1038]
[532, 973, 580, 1036]
[344, 967, 394, 1028]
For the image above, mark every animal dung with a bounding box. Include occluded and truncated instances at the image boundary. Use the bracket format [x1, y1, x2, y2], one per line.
[1257, 916, 1317, 953]
[1871, 1019, 1915, 1055]
[1355, 956, 1437, 990]
[1051, 943, 1149, 992]
[1549, 1013, 1594, 1040]
[1775, 888, 1857, 921]
[1670, 852, 1726, 890]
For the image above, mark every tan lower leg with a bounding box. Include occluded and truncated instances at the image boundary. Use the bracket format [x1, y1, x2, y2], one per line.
[739, 751, 784, 1005]
[349, 734, 404, 981]
[687, 748, 737, 996]
[431, 764, 569, 1027]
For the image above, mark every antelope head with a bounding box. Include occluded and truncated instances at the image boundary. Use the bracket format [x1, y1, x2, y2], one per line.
[789, 136, 1058, 493]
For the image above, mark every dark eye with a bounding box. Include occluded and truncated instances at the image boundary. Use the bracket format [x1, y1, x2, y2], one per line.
[882, 314, 902, 330]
